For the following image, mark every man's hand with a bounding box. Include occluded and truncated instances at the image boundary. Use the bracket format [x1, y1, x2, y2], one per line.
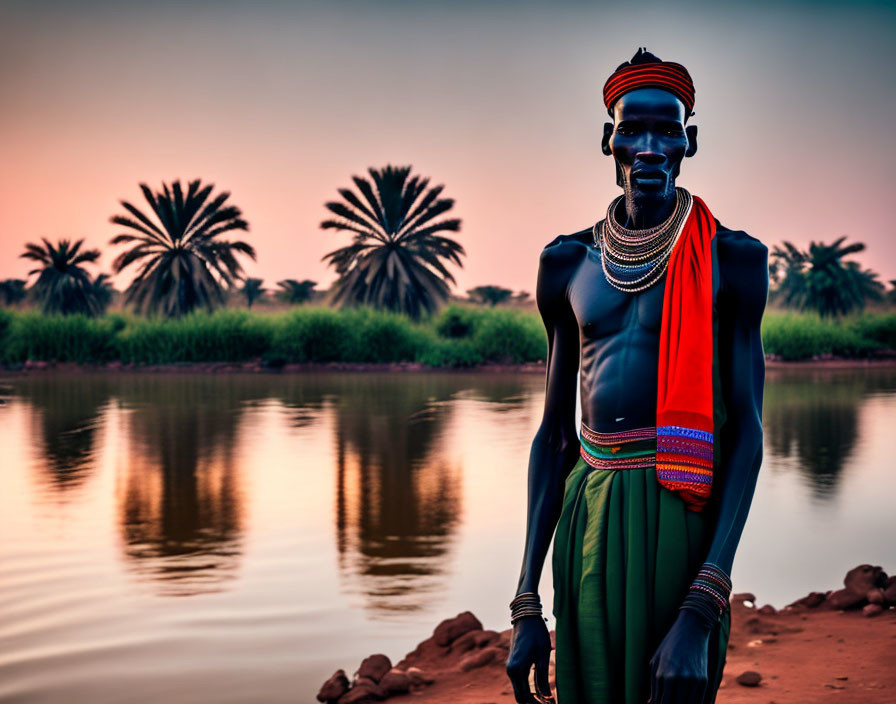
[506, 615, 554, 704]
[648, 609, 712, 704]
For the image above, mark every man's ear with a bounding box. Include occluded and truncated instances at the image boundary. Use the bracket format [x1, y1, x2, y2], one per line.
[601, 122, 613, 156]
[685, 124, 698, 158]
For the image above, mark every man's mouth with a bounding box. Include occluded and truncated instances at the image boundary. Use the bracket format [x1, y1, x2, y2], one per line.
[631, 170, 666, 187]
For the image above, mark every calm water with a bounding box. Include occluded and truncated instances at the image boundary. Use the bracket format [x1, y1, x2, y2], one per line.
[0, 368, 894, 702]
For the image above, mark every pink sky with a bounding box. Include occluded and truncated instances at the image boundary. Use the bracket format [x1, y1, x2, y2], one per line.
[1, 1, 895, 296]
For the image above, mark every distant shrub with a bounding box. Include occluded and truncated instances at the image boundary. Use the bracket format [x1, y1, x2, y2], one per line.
[434, 304, 479, 339]
[1, 312, 118, 364]
[761, 312, 880, 361]
[471, 308, 546, 363]
[116, 310, 273, 364]
[348, 308, 427, 363]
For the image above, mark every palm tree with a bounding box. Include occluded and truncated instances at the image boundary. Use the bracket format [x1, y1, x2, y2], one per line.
[769, 241, 807, 308]
[241, 277, 266, 308]
[276, 279, 317, 304]
[887, 280, 896, 306]
[321, 165, 465, 319]
[20, 238, 105, 315]
[91, 273, 115, 314]
[109, 179, 255, 317]
[467, 285, 513, 306]
[0, 279, 27, 306]
[802, 238, 883, 317]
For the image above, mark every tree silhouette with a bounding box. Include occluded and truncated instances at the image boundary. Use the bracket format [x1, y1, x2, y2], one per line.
[241, 277, 266, 308]
[321, 165, 465, 319]
[20, 238, 105, 315]
[770, 237, 883, 317]
[0, 279, 26, 306]
[109, 179, 255, 317]
[276, 279, 317, 304]
[467, 285, 513, 306]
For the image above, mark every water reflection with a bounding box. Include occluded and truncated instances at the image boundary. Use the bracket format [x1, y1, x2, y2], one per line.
[285, 375, 463, 614]
[115, 376, 259, 597]
[12, 376, 114, 495]
[762, 368, 896, 500]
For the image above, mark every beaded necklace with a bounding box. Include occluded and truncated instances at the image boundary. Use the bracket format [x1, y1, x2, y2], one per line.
[592, 187, 693, 293]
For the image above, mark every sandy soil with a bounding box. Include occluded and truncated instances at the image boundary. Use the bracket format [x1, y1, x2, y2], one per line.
[322, 593, 896, 704]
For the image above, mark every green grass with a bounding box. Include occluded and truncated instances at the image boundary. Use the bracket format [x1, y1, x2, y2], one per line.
[1, 305, 893, 367]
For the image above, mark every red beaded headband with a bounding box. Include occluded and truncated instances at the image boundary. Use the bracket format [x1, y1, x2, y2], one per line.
[602, 61, 695, 116]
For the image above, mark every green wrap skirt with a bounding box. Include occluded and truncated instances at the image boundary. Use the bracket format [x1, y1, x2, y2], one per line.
[551, 424, 730, 704]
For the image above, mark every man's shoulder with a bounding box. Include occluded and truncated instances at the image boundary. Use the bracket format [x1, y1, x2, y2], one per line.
[715, 220, 768, 268]
[714, 220, 769, 313]
[539, 226, 593, 266]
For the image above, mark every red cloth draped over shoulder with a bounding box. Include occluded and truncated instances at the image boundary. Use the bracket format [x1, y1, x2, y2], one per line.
[656, 195, 717, 511]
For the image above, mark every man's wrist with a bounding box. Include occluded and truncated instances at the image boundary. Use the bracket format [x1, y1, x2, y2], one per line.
[679, 562, 732, 627]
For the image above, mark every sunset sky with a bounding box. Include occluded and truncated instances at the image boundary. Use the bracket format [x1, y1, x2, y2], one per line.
[2, 0, 895, 296]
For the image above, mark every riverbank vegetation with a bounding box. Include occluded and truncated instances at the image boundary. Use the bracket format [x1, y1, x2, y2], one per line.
[1, 305, 894, 367]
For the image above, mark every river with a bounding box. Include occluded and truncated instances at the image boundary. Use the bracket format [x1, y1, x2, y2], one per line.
[0, 368, 893, 702]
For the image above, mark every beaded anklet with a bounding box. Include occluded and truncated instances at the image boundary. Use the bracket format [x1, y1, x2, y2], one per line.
[680, 563, 732, 625]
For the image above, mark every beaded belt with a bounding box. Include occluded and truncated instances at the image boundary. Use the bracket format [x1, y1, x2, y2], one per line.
[579, 422, 657, 470]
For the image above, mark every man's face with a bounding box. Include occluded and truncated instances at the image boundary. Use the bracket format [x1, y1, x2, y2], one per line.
[604, 88, 693, 200]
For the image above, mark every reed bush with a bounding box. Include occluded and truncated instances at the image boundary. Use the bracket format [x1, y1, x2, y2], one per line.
[1, 312, 119, 363]
[470, 308, 547, 363]
[760, 312, 880, 361]
[116, 310, 273, 363]
[0, 306, 892, 367]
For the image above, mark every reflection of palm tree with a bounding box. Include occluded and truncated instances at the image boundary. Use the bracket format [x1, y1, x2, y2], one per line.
[276, 374, 463, 613]
[117, 376, 256, 596]
[20, 238, 105, 315]
[762, 369, 879, 499]
[17, 375, 113, 494]
[109, 179, 256, 317]
[321, 165, 465, 319]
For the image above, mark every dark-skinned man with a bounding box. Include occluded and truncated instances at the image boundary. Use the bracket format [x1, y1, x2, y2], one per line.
[506, 48, 768, 704]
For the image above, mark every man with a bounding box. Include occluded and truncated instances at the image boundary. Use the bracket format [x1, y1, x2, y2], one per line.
[506, 49, 768, 704]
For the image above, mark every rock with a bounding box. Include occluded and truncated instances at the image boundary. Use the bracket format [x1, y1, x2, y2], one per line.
[883, 577, 896, 605]
[357, 654, 392, 683]
[337, 681, 385, 704]
[474, 629, 501, 648]
[844, 564, 887, 596]
[406, 667, 434, 686]
[789, 592, 826, 609]
[379, 669, 410, 695]
[451, 629, 483, 654]
[317, 670, 350, 702]
[433, 611, 483, 647]
[459, 646, 500, 672]
[863, 603, 884, 618]
[732, 592, 757, 605]
[736, 671, 762, 687]
[758, 604, 777, 615]
[867, 588, 885, 605]
[827, 588, 866, 610]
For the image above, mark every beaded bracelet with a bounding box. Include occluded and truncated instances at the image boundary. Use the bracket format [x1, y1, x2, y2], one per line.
[510, 591, 545, 625]
[679, 563, 732, 625]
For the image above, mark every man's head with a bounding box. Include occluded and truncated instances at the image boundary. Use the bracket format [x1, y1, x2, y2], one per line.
[600, 49, 698, 203]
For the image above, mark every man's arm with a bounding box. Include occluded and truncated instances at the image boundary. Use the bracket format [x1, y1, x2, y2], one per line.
[648, 233, 768, 704]
[702, 233, 769, 575]
[506, 237, 582, 704]
[515, 239, 582, 596]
